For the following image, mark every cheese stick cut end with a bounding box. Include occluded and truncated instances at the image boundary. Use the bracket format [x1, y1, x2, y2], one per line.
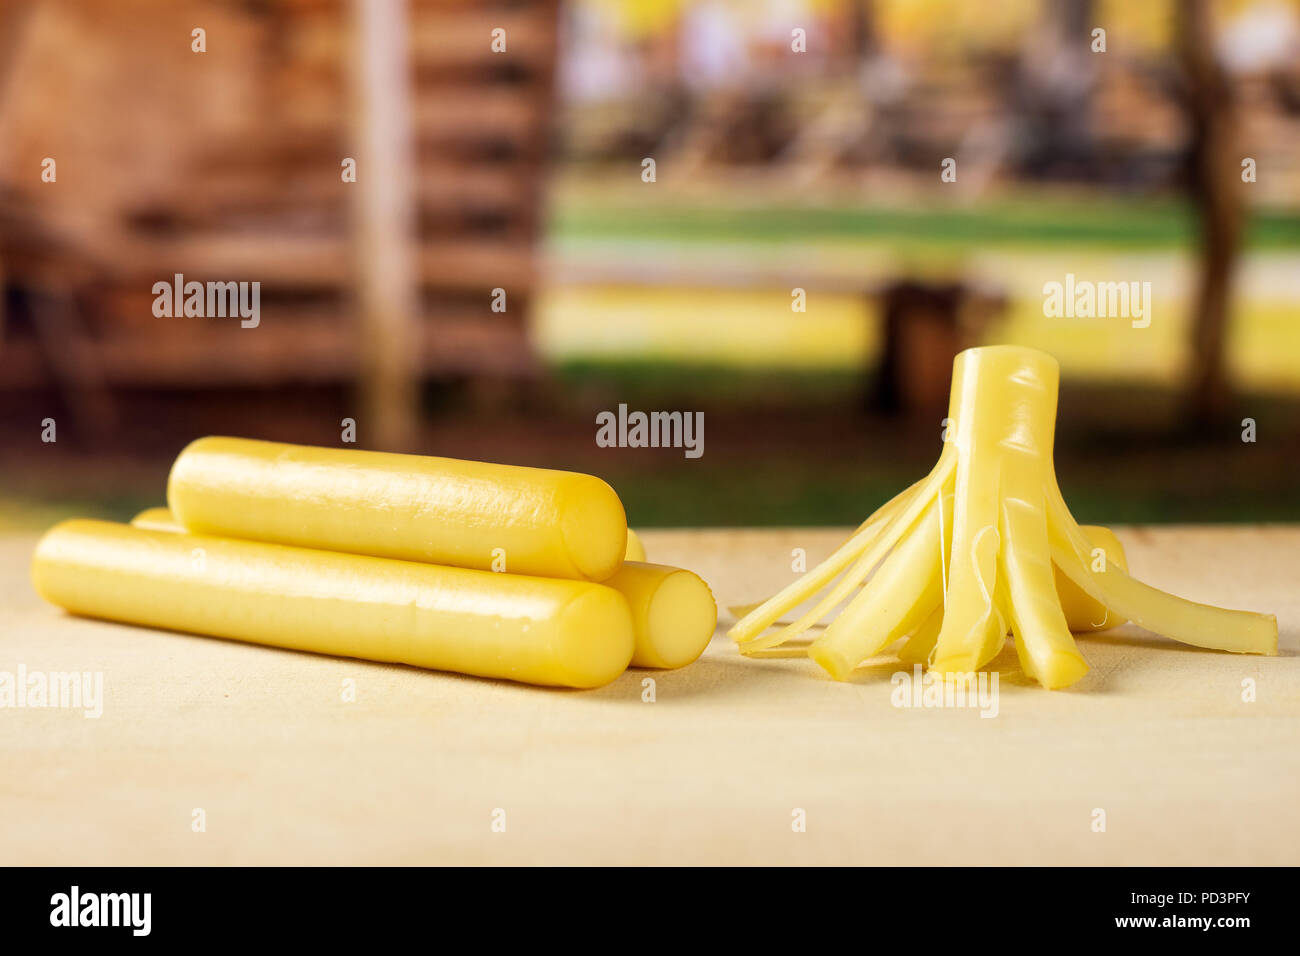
[167, 437, 628, 581]
[624, 528, 647, 562]
[32, 520, 634, 690]
[604, 561, 717, 669]
[558, 476, 629, 581]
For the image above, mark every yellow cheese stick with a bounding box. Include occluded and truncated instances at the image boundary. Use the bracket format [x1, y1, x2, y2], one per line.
[603, 561, 717, 669]
[130, 506, 184, 533]
[624, 529, 647, 562]
[167, 437, 628, 581]
[129, 507, 712, 672]
[142, 504, 655, 569]
[32, 520, 635, 689]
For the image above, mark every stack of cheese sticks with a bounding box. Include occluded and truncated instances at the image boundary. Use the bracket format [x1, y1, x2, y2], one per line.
[31, 437, 717, 689]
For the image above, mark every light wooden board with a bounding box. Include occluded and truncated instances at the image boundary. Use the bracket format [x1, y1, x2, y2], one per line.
[2, 525, 1297, 865]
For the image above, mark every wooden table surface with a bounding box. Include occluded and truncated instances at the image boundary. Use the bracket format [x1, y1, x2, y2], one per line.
[3, 525, 1297, 866]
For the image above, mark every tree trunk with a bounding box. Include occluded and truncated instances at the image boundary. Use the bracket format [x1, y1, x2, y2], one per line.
[1177, 0, 1242, 427]
[350, 0, 421, 451]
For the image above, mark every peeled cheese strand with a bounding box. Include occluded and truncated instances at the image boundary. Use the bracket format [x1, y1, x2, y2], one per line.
[1055, 525, 1127, 633]
[727, 523, 1125, 637]
[730, 345, 1277, 690]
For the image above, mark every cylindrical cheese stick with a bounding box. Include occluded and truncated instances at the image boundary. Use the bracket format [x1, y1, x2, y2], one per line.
[32, 520, 635, 689]
[624, 529, 646, 562]
[127, 508, 714, 671]
[602, 561, 717, 669]
[146, 499, 655, 573]
[167, 437, 628, 581]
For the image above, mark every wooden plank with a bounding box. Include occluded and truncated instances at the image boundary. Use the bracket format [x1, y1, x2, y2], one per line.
[0, 312, 535, 387]
[288, 8, 554, 72]
[418, 239, 537, 289]
[286, 86, 541, 149]
[115, 236, 536, 291]
[178, 163, 534, 222]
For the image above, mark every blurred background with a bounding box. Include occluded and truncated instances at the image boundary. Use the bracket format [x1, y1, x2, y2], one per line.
[1, 0, 1298, 530]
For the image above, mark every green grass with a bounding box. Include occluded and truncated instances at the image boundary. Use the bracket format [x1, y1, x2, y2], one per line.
[552, 196, 1300, 250]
